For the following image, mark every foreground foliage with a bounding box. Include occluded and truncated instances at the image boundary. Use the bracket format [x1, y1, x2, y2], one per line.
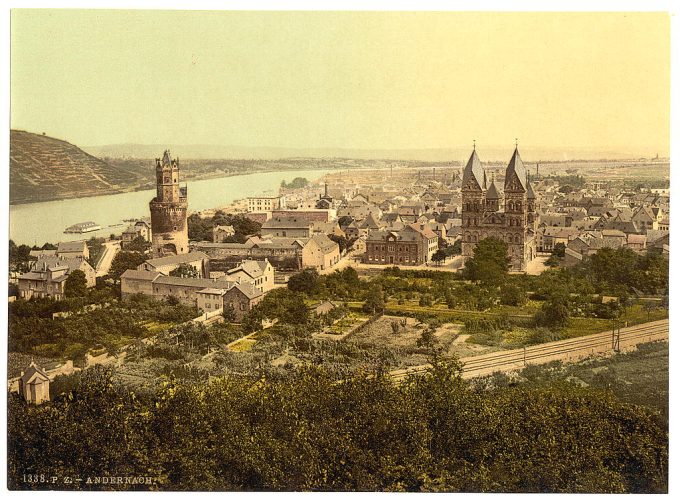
[8, 362, 667, 492]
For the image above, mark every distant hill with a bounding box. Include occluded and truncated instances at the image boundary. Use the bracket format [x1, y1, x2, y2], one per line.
[10, 130, 148, 205]
[84, 142, 657, 163]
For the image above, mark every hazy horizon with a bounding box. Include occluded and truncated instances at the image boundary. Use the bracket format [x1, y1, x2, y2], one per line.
[11, 11, 670, 157]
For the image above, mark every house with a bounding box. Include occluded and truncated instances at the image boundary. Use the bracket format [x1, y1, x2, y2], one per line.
[121, 272, 235, 304]
[261, 216, 314, 238]
[120, 270, 162, 297]
[223, 259, 274, 293]
[247, 195, 284, 212]
[196, 287, 228, 314]
[18, 256, 96, 300]
[302, 234, 341, 271]
[364, 224, 433, 265]
[410, 223, 439, 260]
[122, 220, 152, 247]
[626, 234, 647, 252]
[213, 225, 235, 243]
[223, 283, 265, 322]
[138, 251, 209, 277]
[18, 362, 50, 405]
[632, 207, 658, 232]
[538, 227, 580, 252]
[56, 240, 89, 260]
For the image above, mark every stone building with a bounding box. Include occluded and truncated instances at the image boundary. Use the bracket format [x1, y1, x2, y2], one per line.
[223, 283, 265, 322]
[247, 195, 284, 213]
[461, 147, 537, 271]
[261, 216, 314, 238]
[18, 362, 50, 405]
[122, 220, 152, 247]
[301, 234, 341, 271]
[213, 225, 235, 243]
[138, 251, 209, 277]
[17, 256, 96, 300]
[149, 150, 188, 257]
[56, 240, 90, 260]
[364, 224, 433, 265]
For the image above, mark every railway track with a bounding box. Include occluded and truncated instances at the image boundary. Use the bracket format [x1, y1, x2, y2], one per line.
[390, 319, 668, 381]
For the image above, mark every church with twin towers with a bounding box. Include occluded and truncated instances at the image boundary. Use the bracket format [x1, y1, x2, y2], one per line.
[460, 144, 537, 271]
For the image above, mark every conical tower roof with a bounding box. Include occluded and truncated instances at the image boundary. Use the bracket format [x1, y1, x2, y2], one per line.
[461, 149, 485, 191]
[486, 178, 501, 200]
[504, 147, 527, 192]
[527, 181, 535, 199]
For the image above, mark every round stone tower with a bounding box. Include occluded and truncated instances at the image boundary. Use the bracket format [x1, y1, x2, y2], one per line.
[149, 150, 188, 257]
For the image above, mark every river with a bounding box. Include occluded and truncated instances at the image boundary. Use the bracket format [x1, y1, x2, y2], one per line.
[9, 168, 336, 246]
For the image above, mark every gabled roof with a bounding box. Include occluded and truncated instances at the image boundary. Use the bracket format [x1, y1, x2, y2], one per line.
[120, 270, 162, 281]
[504, 148, 527, 192]
[308, 234, 339, 253]
[154, 276, 235, 289]
[461, 149, 485, 191]
[633, 206, 655, 221]
[144, 251, 208, 268]
[408, 223, 438, 239]
[227, 259, 268, 279]
[20, 362, 49, 385]
[229, 282, 263, 300]
[57, 240, 87, 254]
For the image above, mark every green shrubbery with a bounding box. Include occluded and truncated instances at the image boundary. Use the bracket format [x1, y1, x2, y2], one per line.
[8, 363, 668, 492]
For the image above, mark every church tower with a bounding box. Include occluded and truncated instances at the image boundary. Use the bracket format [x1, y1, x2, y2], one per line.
[149, 150, 188, 258]
[503, 146, 529, 270]
[460, 146, 486, 257]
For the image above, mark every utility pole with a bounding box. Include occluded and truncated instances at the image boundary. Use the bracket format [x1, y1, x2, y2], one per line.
[611, 319, 621, 352]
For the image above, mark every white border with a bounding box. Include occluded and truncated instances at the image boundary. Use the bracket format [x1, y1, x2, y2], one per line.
[1, 2, 677, 503]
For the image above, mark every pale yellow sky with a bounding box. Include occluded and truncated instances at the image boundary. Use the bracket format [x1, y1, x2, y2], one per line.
[10, 10, 670, 155]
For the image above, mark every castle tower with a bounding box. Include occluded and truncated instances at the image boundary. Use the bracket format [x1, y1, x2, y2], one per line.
[149, 150, 188, 258]
[460, 147, 486, 257]
[504, 147, 529, 270]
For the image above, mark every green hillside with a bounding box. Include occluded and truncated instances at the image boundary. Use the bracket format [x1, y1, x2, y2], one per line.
[9, 130, 147, 205]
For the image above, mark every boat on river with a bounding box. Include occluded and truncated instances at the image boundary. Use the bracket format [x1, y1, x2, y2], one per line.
[64, 221, 102, 233]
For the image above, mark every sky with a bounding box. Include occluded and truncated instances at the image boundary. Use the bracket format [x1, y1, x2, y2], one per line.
[10, 10, 671, 156]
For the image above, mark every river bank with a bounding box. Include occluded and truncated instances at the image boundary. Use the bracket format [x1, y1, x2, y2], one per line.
[9, 168, 339, 246]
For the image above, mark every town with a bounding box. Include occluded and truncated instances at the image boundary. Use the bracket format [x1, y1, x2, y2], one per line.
[7, 145, 669, 492]
[9, 143, 669, 390]
[6, 8, 671, 494]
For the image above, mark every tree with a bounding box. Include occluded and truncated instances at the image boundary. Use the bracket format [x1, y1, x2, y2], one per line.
[534, 291, 570, 328]
[328, 234, 349, 253]
[553, 243, 566, 258]
[463, 238, 510, 286]
[499, 284, 526, 306]
[432, 249, 447, 265]
[416, 326, 437, 348]
[223, 305, 237, 322]
[242, 288, 309, 332]
[288, 268, 320, 294]
[64, 269, 88, 298]
[108, 251, 147, 282]
[450, 239, 462, 255]
[126, 236, 150, 253]
[363, 285, 385, 315]
[170, 264, 200, 278]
